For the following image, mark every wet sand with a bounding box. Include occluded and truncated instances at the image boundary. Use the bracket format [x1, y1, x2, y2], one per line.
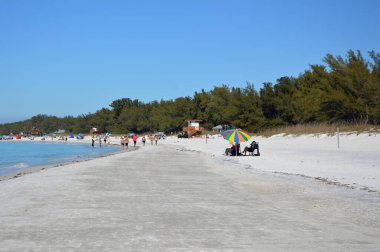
[0, 145, 132, 182]
[0, 145, 379, 251]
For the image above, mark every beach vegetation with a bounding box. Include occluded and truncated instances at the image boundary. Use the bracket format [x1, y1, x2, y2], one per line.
[1, 50, 379, 136]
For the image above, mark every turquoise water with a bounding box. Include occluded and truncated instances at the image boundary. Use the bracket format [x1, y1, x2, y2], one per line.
[0, 141, 121, 176]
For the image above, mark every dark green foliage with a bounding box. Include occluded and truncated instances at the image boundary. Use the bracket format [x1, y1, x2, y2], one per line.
[1, 50, 379, 135]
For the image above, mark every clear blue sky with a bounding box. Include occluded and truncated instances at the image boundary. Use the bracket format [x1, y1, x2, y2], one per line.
[1, 0, 380, 123]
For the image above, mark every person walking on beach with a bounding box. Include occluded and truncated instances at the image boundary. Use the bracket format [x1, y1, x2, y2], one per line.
[154, 135, 158, 145]
[142, 136, 146, 146]
[120, 136, 125, 149]
[132, 134, 138, 147]
[124, 136, 129, 149]
[149, 135, 154, 145]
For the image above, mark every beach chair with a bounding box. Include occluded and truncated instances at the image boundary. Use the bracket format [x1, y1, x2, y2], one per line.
[244, 142, 260, 156]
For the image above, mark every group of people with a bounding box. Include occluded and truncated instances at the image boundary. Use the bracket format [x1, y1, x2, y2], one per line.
[91, 135, 102, 148]
[91, 135, 111, 148]
[120, 134, 159, 149]
[225, 140, 260, 156]
[120, 135, 137, 149]
[225, 142, 241, 156]
[90, 134, 161, 149]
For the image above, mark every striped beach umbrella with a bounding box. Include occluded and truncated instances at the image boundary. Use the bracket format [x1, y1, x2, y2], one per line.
[221, 129, 251, 143]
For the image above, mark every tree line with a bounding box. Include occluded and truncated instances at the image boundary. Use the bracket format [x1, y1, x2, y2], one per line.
[1, 50, 379, 135]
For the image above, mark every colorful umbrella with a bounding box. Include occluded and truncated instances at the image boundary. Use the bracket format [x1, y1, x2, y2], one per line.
[221, 129, 251, 156]
[221, 129, 251, 143]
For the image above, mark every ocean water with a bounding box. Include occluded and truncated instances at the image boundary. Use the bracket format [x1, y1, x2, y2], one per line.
[0, 141, 121, 177]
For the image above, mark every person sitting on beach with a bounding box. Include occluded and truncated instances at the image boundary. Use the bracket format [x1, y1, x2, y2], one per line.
[225, 142, 241, 156]
[231, 142, 241, 156]
[225, 142, 235, 156]
[236, 142, 241, 155]
[243, 140, 260, 156]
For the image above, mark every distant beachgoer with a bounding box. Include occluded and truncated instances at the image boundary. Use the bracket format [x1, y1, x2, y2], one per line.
[120, 136, 125, 149]
[154, 135, 158, 145]
[124, 136, 129, 149]
[142, 136, 146, 146]
[91, 136, 95, 148]
[149, 135, 154, 145]
[104, 136, 107, 143]
[133, 134, 138, 147]
[99, 137, 102, 147]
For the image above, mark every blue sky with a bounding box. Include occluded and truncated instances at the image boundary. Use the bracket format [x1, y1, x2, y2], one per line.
[1, 0, 380, 123]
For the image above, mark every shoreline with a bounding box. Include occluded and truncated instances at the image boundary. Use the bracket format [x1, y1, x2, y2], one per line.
[0, 143, 139, 182]
[2, 133, 380, 194]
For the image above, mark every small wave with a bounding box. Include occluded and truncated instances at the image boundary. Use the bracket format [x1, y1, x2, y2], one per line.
[1, 162, 30, 170]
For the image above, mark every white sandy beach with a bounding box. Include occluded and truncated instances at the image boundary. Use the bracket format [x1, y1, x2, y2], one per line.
[163, 133, 380, 193]
[1, 134, 380, 251]
[16, 132, 380, 193]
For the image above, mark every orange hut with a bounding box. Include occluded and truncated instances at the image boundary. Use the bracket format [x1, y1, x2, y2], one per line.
[90, 127, 99, 135]
[31, 126, 40, 136]
[183, 119, 204, 137]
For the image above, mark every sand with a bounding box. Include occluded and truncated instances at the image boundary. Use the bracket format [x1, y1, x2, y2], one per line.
[163, 133, 380, 193]
[0, 138, 380, 251]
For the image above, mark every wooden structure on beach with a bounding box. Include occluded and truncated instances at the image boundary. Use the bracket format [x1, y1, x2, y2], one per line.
[90, 127, 99, 135]
[31, 126, 40, 136]
[183, 119, 204, 137]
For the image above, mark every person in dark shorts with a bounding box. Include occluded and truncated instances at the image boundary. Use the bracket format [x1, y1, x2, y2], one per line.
[124, 136, 129, 149]
[133, 134, 138, 147]
[120, 136, 125, 149]
[149, 135, 154, 145]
